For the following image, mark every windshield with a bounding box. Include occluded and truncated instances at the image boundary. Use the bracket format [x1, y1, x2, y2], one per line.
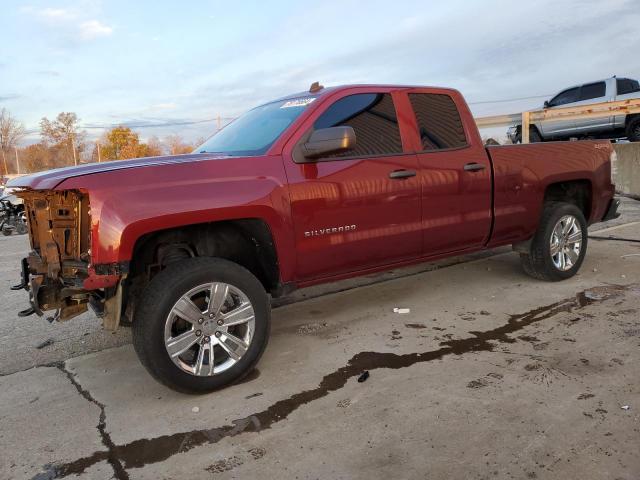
[195, 96, 317, 156]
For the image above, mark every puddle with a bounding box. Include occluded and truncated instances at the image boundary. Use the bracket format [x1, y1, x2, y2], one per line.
[39, 284, 628, 479]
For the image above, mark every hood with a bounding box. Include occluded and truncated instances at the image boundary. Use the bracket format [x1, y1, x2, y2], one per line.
[8, 153, 231, 190]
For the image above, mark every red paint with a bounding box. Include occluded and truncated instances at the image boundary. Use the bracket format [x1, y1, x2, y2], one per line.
[11, 85, 616, 291]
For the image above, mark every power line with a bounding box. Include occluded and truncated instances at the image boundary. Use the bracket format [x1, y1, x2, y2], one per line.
[468, 94, 553, 105]
[81, 117, 236, 129]
[20, 93, 554, 136]
[22, 117, 236, 136]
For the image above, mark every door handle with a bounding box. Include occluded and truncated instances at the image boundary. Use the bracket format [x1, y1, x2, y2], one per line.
[389, 169, 417, 179]
[463, 163, 486, 172]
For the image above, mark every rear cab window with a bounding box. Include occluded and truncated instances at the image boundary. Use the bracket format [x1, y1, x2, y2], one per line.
[617, 78, 640, 95]
[408, 93, 468, 151]
[312, 93, 403, 158]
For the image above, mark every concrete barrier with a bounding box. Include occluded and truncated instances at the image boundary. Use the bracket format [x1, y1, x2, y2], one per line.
[612, 143, 640, 199]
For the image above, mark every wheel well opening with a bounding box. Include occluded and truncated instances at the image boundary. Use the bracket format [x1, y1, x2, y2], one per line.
[122, 219, 281, 323]
[544, 180, 592, 220]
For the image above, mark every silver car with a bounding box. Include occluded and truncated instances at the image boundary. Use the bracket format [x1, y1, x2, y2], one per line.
[508, 76, 640, 143]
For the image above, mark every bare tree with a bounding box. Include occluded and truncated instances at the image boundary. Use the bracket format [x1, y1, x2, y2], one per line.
[165, 134, 193, 155]
[0, 108, 26, 175]
[40, 112, 86, 166]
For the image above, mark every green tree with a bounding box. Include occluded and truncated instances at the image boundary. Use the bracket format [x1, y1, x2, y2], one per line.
[100, 126, 159, 160]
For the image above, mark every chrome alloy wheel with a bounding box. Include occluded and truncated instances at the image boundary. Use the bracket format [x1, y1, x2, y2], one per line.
[550, 214, 582, 271]
[164, 282, 255, 376]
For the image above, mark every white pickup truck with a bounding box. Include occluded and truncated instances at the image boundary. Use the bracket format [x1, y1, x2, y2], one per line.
[508, 76, 640, 143]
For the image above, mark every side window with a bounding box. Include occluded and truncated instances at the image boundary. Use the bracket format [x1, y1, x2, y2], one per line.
[617, 78, 640, 95]
[314, 93, 402, 157]
[549, 87, 579, 107]
[408, 93, 467, 150]
[579, 82, 606, 101]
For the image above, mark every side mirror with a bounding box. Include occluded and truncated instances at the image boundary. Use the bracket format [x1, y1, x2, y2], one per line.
[302, 126, 356, 159]
[543, 100, 550, 108]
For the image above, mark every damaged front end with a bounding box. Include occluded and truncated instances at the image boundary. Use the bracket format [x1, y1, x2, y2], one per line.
[13, 189, 123, 328]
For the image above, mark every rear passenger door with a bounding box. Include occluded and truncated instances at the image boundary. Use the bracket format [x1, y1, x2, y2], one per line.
[571, 81, 612, 134]
[406, 91, 492, 256]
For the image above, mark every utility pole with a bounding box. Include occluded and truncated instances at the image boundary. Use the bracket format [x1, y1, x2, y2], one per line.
[71, 135, 78, 166]
[216, 115, 221, 131]
[15, 146, 20, 175]
[96, 141, 102, 162]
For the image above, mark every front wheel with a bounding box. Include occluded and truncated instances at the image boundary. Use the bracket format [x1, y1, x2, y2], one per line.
[132, 257, 271, 393]
[520, 202, 588, 281]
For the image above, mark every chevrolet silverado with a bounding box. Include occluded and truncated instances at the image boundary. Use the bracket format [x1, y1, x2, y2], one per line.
[9, 83, 620, 392]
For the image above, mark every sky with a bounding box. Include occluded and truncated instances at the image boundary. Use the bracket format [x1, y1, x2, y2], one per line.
[1, 0, 639, 144]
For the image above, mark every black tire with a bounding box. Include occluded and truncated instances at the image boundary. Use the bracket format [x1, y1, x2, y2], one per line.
[529, 128, 543, 143]
[2, 226, 12, 236]
[519, 202, 588, 281]
[514, 126, 543, 144]
[132, 257, 270, 393]
[626, 116, 640, 142]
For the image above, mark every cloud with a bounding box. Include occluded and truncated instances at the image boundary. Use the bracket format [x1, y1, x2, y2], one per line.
[79, 20, 113, 39]
[36, 70, 61, 77]
[21, 5, 113, 41]
[150, 103, 177, 110]
[37, 7, 76, 21]
[21, 6, 76, 22]
[0, 94, 21, 102]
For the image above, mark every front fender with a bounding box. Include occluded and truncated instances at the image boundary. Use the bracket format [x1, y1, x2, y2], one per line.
[58, 155, 296, 282]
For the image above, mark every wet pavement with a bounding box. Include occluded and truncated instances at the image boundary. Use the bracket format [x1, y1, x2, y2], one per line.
[1, 220, 639, 479]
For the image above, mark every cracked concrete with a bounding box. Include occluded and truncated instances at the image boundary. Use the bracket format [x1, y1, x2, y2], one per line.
[55, 363, 128, 479]
[0, 217, 639, 479]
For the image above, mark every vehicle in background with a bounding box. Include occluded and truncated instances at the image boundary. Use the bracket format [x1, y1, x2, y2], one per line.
[10, 83, 619, 393]
[0, 188, 27, 236]
[508, 76, 640, 143]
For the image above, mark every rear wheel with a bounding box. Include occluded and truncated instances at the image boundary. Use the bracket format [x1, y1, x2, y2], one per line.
[132, 257, 270, 393]
[520, 202, 587, 281]
[626, 116, 640, 142]
[514, 126, 543, 143]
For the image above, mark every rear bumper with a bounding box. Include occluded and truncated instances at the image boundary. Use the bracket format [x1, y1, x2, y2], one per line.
[602, 197, 621, 222]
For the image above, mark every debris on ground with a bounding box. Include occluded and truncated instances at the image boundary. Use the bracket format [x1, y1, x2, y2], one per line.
[245, 392, 263, 399]
[191, 406, 200, 413]
[393, 308, 411, 314]
[357, 371, 370, 383]
[35, 339, 54, 350]
[621, 405, 630, 410]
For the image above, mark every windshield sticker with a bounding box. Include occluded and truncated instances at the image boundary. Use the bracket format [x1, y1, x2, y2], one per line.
[280, 97, 316, 109]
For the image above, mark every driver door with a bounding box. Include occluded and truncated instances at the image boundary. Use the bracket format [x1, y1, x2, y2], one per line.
[283, 90, 422, 281]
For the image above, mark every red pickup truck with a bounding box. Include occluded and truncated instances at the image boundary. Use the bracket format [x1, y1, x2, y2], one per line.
[10, 83, 619, 392]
